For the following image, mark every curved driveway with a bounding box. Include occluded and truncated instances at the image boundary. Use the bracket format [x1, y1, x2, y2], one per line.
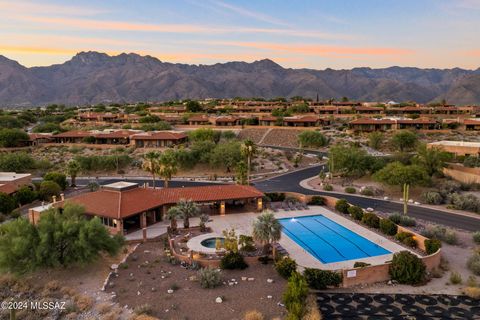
[254, 165, 480, 232]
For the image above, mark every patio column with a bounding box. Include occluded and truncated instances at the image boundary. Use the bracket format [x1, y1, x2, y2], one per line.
[115, 219, 124, 235]
[140, 212, 147, 228]
[220, 201, 226, 216]
[257, 198, 263, 212]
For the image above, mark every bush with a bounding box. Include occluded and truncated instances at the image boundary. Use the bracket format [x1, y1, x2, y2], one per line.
[307, 196, 325, 205]
[353, 262, 371, 268]
[275, 257, 297, 279]
[344, 187, 356, 194]
[134, 304, 153, 316]
[402, 236, 417, 248]
[379, 219, 398, 236]
[361, 212, 380, 228]
[467, 252, 480, 276]
[424, 239, 441, 254]
[395, 232, 413, 242]
[14, 186, 37, 205]
[198, 267, 222, 288]
[220, 251, 248, 270]
[244, 310, 264, 320]
[390, 213, 417, 227]
[302, 295, 322, 320]
[388, 213, 402, 224]
[0, 152, 36, 172]
[449, 271, 462, 285]
[44, 172, 68, 190]
[283, 272, 309, 320]
[448, 193, 480, 213]
[335, 199, 350, 214]
[465, 287, 480, 299]
[0, 193, 16, 215]
[389, 251, 426, 284]
[423, 225, 457, 245]
[265, 192, 285, 202]
[323, 184, 333, 191]
[239, 235, 255, 252]
[303, 268, 342, 290]
[422, 191, 443, 205]
[360, 187, 375, 196]
[38, 180, 61, 201]
[348, 206, 364, 221]
[473, 232, 480, 244]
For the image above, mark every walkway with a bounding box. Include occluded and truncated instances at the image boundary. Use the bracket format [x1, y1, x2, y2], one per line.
[125, 221, 169, 241]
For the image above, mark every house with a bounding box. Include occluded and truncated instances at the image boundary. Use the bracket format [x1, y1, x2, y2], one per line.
[396, 118, 437, 130]
[28, 133, 53, 146]
[52, 130, 92, 143]
[188, 115, 210, 125]
[129, 131, 187, 148]
[211, 116, 241, 126]
[283, 115, 319, 127]
[428, 141, 480, 157]
[349, 118, 396, 132]
[29, 182, 264, 235]
[258, 116, 278, 126]
[354, 106, 384, 114]
[0, 172, 32, 195]
[464, 119, 480, 131]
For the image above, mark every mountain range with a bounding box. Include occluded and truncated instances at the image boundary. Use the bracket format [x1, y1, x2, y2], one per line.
[1, 51, 480, 107]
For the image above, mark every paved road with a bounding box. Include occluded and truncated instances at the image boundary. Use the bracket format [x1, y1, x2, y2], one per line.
[254, 165, 480, 232]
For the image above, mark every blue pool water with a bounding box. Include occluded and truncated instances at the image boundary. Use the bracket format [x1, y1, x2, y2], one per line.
[278, 215, 390, 263]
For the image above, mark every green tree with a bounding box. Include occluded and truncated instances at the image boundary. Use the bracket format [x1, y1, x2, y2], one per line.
[0, 192, 16, 215]
[14, 186, 37, 205]
[328, 144, 371, 179]
[158, 149, 178, 188]
[368, 131, 384, 150]
[0, 129, 29, 148]
[44, 172, 68, 190]
[0, 115, 25, 129]
[282, 272, 309, 320]
[373, 161, 429, 189]
[142, 151, 161, 189]
[209, 141, 242, 172]
[32, 122, 62, 133]
[173, 199, 200, 229]
[298, 131, 328, 148]
[235, 161, 248, 185]
[38, 180, 61, 201]
[252, 211, 282, 258]
[166, 206, 181, 233]
[241, 139, 257, 185]
[0, 218, 39, 274]
[186, 100, 203, 113]
[413, 144, 452, 176]
[66, 160, 81, 187]
[188, 128, 221, 143]
[392, 130, 418, 152]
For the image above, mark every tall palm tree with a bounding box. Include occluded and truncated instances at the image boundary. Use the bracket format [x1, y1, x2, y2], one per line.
[158, 149, 178, 188]
[175, 199, 200, 229]
[66, 160, 80, 187]
[241, 139, 257, 185]
[252, 211, 282, 259]
[142, 151, 161, 189]
[166, 206, 181, 234]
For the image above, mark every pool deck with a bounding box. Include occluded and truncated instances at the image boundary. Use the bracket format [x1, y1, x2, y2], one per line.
[187, 206, 414, 270]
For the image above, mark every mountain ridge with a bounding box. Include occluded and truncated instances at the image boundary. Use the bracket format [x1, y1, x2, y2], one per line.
[1, 51, 479, 106]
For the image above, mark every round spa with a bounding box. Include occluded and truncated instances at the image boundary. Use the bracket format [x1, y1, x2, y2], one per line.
[186, 233, 225, 254]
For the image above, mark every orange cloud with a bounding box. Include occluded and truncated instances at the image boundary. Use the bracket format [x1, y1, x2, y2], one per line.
[464, 49, 480, 56]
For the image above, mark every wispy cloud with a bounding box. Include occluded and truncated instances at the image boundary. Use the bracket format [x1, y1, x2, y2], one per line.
[208, 0, 289, 26]
[0, 0, 106, 16]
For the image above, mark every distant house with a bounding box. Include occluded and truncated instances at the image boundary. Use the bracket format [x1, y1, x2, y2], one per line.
[464, 119, 480, 131]
[258, 116, 278, 126]
[188, 115, 210, 125]
[0, 172, 32, 195]
[283, 115, 319, 127]
[129, 131, 187, 148]
[428, 141, 480, 157]
[28, 133, 53, 146]
[211, 116, 241, 126]
[349, 118, 396, 132]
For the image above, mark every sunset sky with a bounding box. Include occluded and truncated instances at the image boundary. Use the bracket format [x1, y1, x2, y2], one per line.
[0, 0, 479, 69]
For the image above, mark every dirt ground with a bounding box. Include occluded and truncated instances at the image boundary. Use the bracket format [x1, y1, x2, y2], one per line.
[111, 240, 287, 320]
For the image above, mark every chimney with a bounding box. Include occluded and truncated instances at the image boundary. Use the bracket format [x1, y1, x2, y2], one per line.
[60, 193, 65, 201]
[52, 195, 57, 203]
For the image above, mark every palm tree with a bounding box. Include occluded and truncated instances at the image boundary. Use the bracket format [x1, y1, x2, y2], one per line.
[66, 160, 80, 187]
[158, 149, 178, 188]
[176, 199, 200, 229]
[142, 151, 161, 189]
[241, 139, 257, 185]
[166, 206, 181, 234]
[252, 211, 282, 259]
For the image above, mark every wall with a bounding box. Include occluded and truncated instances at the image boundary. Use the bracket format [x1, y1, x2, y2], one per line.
[443, 164, 480, 184]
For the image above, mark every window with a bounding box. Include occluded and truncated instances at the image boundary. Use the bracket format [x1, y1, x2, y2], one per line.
[101, 217, 117, 228]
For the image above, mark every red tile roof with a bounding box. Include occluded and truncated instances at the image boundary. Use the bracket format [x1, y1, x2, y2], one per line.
[464, 119, 480, 125]
[283, 116, 318, 123]
[95, 130, 138, 139]
[259, 116, 277, 121]
[0, 183, 17, 195]
[53, 130, 92, 138]
[65, 184, 263, 219]
[130, 131, 187, 141]
[349, 118, 395, 125]
[188, 115, 210, 122]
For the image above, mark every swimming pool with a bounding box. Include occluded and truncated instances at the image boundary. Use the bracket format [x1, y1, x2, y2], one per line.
[278, 215, 390, 263]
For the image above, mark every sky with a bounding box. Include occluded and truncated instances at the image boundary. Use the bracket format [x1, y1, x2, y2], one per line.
[0, 0, 479, 69]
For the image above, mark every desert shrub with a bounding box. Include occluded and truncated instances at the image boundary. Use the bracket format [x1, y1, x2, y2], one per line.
[467, 252, 480, 276]
[220, 251, 248, 270]
[449, 271, 462, 285]
[448, 193, 480, 213]
[422, 191, 443, 205]
[44, 171, 68, 190]
[198, 267, 222, 288]
[360, 187, 375, 196]
[14, 186, 37, 205]
[244, 310, 264, 320]
[275, 257, 297, 279]
[348, 206, 364, 221]
[389, 251, 426, 284]
[465, 287, 480, 299]
[423, 225, 458, 245]
[239, 235, 255, 252]
[303, 268, 342, 290]
[335, 199, 350, 214]
[353, 262, 371, 268]
[424, 239, 442, 254]
[379, 219, 398, 236]
[361, 212, 380, 228]
[464, 156, 480, 168]
[283, 272, 308, 320]
[344, 186, 356, 194]
[400, 215, 417, 227]
[134, 304, 153, 316]
[402, 236, 417, 248]
[388, 213, 402, 224]
[302, 295, 322, 320]
[38, 180, 61, 201]
[265, 192, 285, 202]
[467, 275, 477, 287]
[323, 184, 333, 191]
[395, 232, 414, 242]
[473, 232, 480, 244]
[308, 196, 325, 205]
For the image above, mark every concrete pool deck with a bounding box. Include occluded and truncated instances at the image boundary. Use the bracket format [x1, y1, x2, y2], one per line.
[187, 206, 413, 270]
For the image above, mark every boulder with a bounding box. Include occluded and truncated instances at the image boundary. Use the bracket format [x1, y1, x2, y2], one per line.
[215, 297, 223, 303]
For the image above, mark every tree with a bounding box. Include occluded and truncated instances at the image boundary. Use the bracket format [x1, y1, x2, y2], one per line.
[158, 149, 178, 188]
[209, 141, 242, 172]
[142, 151, 161, 189]
[392, 130, 418, 152]
[173, 199, 200, 229]
[14, 186, 37, 205]
[0, 218, 39, 274]
[413, 144, 451, 177]
[0, 192, 16, 215]
[282, 272, 309, 320]
[328, 144, 371, 179]
[297, 131, 328, 149]
[235, 161, 248, 185]
[44, 172, 68, 190]
[166, 206, 180, 233]
[38, 180, 61, 201]
[368, 132, 384, 150]
[186, 100, 203, 113]
[0, 153, 36, 172]
[188, 128, 221, 143]
[0, 129, 29, 148]
[241, 139, 257, 185]
[66, 160, 81, 187]
[373, 161, 429, 189]
[252, 211, 282, 258]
